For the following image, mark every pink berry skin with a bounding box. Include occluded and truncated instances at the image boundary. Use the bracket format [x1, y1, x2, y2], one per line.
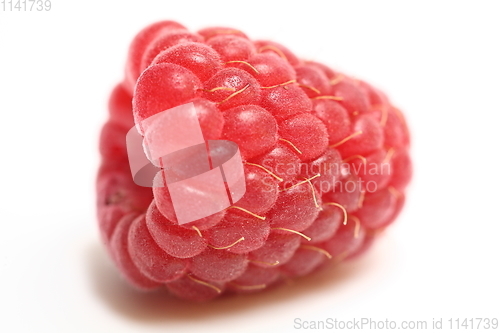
[221, 104, 278, 159]
[248, 233, 302, 267]
[330, 79, 371, 116]
[323, 173, 364, 213]
[267, 182, 322, 232]
[321, 219, 366, 260]
[252, 144, 302, 182]
[206, 212, 270, 254]
[151, 42, 223, 82]
[228, 53, 296, 87]
[336, 114, 384, 157]
[185, 98, 225, 140]
[140, 30, 203, 72]
[346, 233, 377, 261]
[124, 20, 187, 93]
[348, 148, 393, 190]
[189, 247, 248, 282]
[259, 84, 312, 121]
[254, 40, 301, 66]
[109, 213, 161, 290]
[197, 26, 248, 40]
[151, 173, 226, 231]
[300, 147, 343, 194]
[305, 61, 338, 80]
[206, 35, 256, 61]
[280, 247, 327, 278]
[98, 20, 412, 301]
[96, 162, 153, 217]
[145, 201, 208, 258]
[132, 63, 202, 130]
[202, 68, 261, 110]
[278, 113, 329, 161]
[311, 99, 351, 144]
[383, 107, 411, 149]
[98, 121, 128, 161]
[231, 165, 280, 215]
[108, 84, 134, 129]
[97, 205, 125, 247]
[128, 215, 188, 282]
[295, 64, 331, 98]
[302, 204, 344, 244]
[355, 188, 399, 230]
[166, 275, 225, 302]
[228, 264, 280, 293]
[389, 149, 412, 191]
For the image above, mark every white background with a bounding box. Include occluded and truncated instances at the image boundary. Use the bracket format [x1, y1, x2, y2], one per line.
[1, 1, 499, 332]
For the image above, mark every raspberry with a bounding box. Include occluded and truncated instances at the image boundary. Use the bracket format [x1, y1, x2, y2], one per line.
[97, 21, 412, 301]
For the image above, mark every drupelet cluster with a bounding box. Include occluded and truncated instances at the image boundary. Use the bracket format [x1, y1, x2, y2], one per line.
[97, 21, 412, 301]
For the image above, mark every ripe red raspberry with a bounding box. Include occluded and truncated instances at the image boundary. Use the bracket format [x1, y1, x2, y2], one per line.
[97, 21, 412, 301]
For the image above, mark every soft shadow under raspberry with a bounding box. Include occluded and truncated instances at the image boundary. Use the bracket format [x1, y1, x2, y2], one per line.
[86, 240, 387, 323]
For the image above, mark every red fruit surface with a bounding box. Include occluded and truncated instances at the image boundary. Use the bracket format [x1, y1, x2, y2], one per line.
[311, 99, 351, 144]
[248, 233, 302, 267]
[260, 84, 312, 121]
[228, 53, 296, 87]
[221, 104, 278, 159]
[189, 247, 248, 282]
[295, 64, 331, 98]
[267, 181, 322, 232]
[109, 213, 161, 290]
[202, 67, 261, 110]
[152, 42, 223, 82]
[252, 143, 302, 182]
[140, 30, 203, 72]
[229, 164, 279, 215]
[124, 20, 187, 93]
[228, 264, 280, 293]
[206, 35, 256, 61]
[302, 203, 344, 244]
[205, 213, 271, 254]
[197, 26, 248, 40]
[300, 147, 343, 194]
[97, 21, 412, 301]
[145, 201, 208, 258]
[280, 247, 328, 277]
[254, 40, 301, 66]
[151, 172, 226, 231]
[128, 215, 188, 282]
[278, 112, 329, 161]
[330, 79, 370, 116]
[183, 98, 225, 140]
[132, 63, 202, 130]
[108, 84, 134, 129]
